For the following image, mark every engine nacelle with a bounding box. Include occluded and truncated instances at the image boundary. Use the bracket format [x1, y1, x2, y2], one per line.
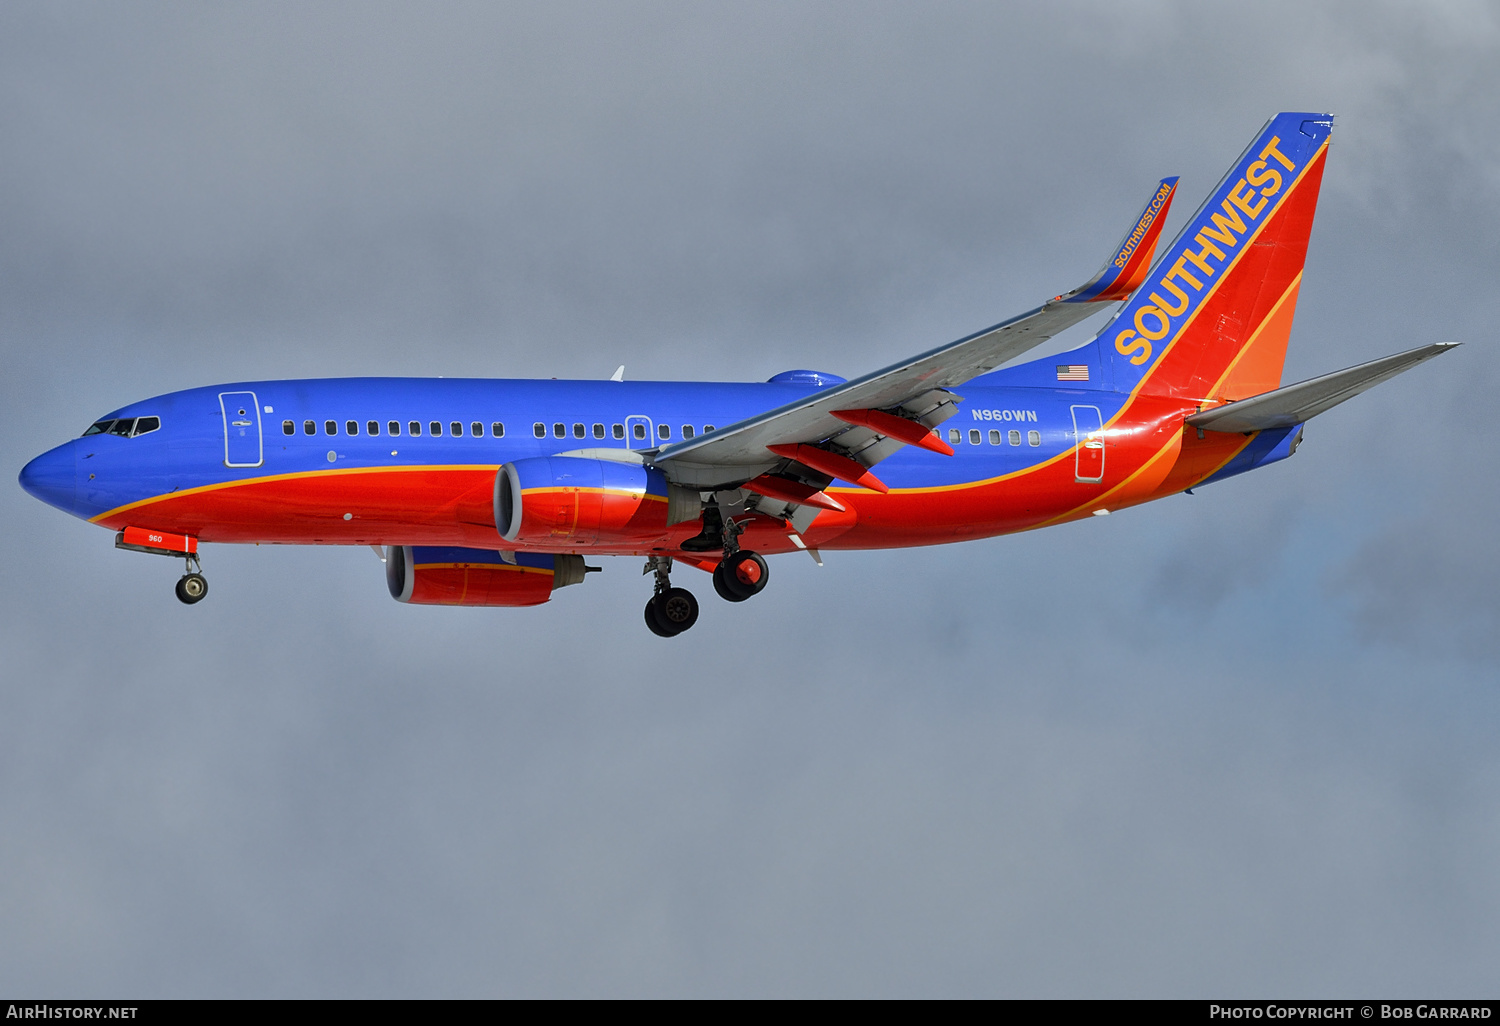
[385, 546, 588, 606]
[494, 456, 698, 547]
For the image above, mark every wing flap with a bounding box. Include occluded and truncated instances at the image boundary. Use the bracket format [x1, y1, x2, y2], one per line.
[1186, 343, 1459, 433]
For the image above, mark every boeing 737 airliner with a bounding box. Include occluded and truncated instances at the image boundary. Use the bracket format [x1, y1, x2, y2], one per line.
[20, 112, 1456, 636]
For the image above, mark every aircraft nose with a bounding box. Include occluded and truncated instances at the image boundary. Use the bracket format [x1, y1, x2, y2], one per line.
[19, 442, 78, 513]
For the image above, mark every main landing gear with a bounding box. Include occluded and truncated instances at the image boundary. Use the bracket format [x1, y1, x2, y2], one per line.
[713, 550, 768, 602]
[175, 554, 208, 605]
[644, 556, 699, 637]
[642, 505, 772, 636]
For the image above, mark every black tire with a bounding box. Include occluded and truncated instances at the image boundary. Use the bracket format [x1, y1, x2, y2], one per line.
[713, 562, 750, 602]
[726, 551, 769, 597]
[644, 598, 674, 637]
[175, 573, 208, 605]
[651, 587, 699, 634]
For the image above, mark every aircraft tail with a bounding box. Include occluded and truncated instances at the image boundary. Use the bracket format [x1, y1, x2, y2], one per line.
[1100, 112, 1333, 401]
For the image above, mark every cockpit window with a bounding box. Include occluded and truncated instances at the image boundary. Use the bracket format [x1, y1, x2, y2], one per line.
[133, 416, 161, 437]
[82, 420, 114, 436]
[108, 418, 137, 437]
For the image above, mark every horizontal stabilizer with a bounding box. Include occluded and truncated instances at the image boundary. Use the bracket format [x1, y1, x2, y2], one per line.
[1186, 342, 1459, 433]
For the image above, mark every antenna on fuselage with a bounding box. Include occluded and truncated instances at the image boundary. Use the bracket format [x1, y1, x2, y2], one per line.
[610, 365, 625, 382]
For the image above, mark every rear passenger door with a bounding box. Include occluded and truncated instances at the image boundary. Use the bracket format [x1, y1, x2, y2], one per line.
[1070, 404, 1104, 483]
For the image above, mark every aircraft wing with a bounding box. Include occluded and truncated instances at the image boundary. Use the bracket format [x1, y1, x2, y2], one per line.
[655, 177, 1180, 490]
[1186, 342, 1459, 434]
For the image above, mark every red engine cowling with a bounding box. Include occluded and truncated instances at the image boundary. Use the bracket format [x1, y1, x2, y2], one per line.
[494, 456, 698, 547]
[385, 546, 587, 606]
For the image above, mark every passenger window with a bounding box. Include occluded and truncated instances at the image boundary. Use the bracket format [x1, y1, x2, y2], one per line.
[82, 420, 114, 437]
[553, 423, 565, 438]
[1028, 430, 1041, 446]
[1009, 430, 1021, 446]
[658, 424, 671, 440]
[704, 425, 715, 433]
[471, 422, 482, 437]
[969, 429, 982, 445]
[133, 416, 161, 437]
[573, 422, 585, 438]
[346, 421, 359, 435]
[612, 424, 625, 439]
[948, 428, 961, 445]
[450, 421, 462, 437]
[108, 419, 136, 437]
[632, 423, 646, 440]
[325, 420, 337, 435]
[304, 420, 316, 435]
[431, 421, 443, 436]
[368, 421, 380, 436]
[389, 421, 401, 436]
[409, 421, 422, 436]
[592, 423, 605, 439]
[682, 425, 695, 439]
[533, 422, 545, 438]
[989, 429, 1001, 445]
[283, 420, 294, 435]
[492, 422, 504, 437]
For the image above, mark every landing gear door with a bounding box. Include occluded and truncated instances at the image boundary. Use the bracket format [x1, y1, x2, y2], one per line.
[1071, 404, 1104, 483]
[220, 391, 264, 468]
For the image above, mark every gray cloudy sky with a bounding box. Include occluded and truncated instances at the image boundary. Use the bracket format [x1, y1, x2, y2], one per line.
[3, 1, 1498, 997]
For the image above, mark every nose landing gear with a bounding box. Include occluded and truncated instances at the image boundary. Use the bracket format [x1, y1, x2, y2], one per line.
[175, 554, 208, 605]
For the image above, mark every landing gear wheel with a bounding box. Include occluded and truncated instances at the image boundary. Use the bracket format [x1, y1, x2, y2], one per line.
[175, 572, 208, 605]
[644, 599, 674, 637]
[714, 550, 768, 602]
[713, 563, 747, 602]
[649, 587, 699, 636]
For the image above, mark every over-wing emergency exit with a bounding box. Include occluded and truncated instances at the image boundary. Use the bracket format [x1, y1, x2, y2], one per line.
[19, 113, 1457, 636]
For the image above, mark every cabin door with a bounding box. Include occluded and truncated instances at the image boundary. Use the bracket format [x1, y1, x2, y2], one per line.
[1070, 404, 1104, 483]
[624, 415, 655, 450]
[219, 391, 264, 468]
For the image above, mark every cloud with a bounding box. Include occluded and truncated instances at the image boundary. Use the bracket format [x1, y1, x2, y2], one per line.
[3, 0, 1498, 997]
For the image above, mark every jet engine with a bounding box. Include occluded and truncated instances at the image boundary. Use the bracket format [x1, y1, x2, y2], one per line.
[385, 546, 589, 606]
[494, 456, 698, 547]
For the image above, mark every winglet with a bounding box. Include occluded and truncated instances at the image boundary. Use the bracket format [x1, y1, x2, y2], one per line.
[1058, 176, 1179, 304]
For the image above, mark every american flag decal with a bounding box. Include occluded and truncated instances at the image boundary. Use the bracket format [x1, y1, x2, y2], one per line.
[1056, 365, 1090, 381]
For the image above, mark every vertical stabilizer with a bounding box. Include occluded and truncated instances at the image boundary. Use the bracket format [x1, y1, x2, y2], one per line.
[1099, 113, 1332, 401]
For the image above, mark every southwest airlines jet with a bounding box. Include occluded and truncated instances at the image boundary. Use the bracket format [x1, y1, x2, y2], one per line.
[19, 113, 1455, 636]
